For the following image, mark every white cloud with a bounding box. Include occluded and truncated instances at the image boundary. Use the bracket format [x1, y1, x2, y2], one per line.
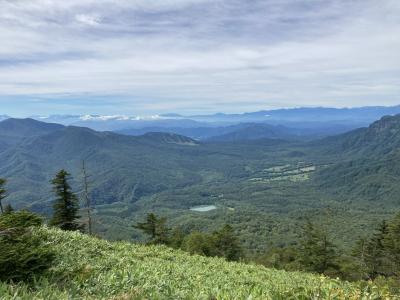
[75, 14, 101, 26]
[0, 0, 399, 115]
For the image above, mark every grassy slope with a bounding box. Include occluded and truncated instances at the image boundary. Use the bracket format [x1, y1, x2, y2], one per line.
[0, 227, 393, 299]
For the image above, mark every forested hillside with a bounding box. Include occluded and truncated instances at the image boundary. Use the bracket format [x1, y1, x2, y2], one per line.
[317, 114, 400, 204]
[0, 115, 400, 255]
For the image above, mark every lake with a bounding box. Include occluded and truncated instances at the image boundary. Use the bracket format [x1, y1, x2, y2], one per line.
[189, 205, 217, 212]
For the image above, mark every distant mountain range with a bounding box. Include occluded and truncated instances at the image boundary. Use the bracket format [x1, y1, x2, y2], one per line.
[1, 105, 398, 134]
[0, 118, 230, 210]
[0, 115, 10, 121]
[179, 106, 400, 123]
[1, 113, 399, 206]
[1, 114, 400, 246]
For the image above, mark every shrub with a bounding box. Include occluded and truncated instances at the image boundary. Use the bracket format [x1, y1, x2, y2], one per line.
[0, 211, 54, 282]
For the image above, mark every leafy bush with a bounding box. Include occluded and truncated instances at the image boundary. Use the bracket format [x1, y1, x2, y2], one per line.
[0, 227, 394, 299]
[0, 211, 54, 282]
[0, 210, 43, 228]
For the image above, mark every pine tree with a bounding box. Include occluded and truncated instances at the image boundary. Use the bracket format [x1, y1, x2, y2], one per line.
[384, 213, 400, 277]
[363, 221, 389, 279]
[134, 213, 169, 244]
[49, 170, 82, 231]
[0, 178, 7, 214]
[298, 220, 338, 274]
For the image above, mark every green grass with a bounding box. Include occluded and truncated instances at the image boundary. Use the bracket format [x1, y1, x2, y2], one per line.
[0, 227, 395, 299]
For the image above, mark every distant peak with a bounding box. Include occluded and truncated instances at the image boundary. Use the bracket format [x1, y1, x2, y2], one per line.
[141, 132, 199, 146]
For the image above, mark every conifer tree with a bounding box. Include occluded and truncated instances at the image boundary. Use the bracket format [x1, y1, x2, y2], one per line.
[49, 170, 82, 231]
[363, 221, 389, 279]
[0, 178, 7, 214]
[213, 224, 243, 261]
[134, 213, 169, 244]
[298, 220, 338, 274]
[384, 213, 400, 276]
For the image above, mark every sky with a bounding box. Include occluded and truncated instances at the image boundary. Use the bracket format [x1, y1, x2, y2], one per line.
[0, 0, 399, 116]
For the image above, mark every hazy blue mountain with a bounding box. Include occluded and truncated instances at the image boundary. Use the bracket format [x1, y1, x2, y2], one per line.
[117, 122, 358, 141]
[0, 118, 64, 149]
[117, 125, 240, 140]
[184, 106, 400, 123]
[32, 115, 216, 131]
[205, 124, 296, 142]
[0, 118, 63, 138]
[136, 132, 199, 146]
[117, 123, 277, 140]
[0, 115, 9, 121]
[24, 105, 400, 133]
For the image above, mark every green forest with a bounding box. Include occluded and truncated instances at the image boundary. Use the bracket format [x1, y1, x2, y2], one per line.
[1, 114, 400, 298]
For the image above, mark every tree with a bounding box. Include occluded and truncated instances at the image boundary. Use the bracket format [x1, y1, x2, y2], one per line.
[81, 161, 93, 235]
[182, 232, 216, 257]
[298, 220, 338, 274]
[134, 213, 169, 244]
[168, 227, 186, 249]
[0, 178, 7, 214]
[213, 224, 243, 261]
[255, 247, 300, 271]
[3, 204, 14, 214]
[384, 213, 400, 277]
[0, 210, 54, 282]
[49, 170, 82, 231]
[363, 221, 389, 279]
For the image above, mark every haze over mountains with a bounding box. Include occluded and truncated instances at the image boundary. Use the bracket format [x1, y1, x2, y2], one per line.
[1, 110, 400, 249]
[2, 105, 400, 142]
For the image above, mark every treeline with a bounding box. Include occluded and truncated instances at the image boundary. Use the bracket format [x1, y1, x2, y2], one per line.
[134, 213, 243, 261]
[255, 215, 400, 289]
[134, 211, 400, 288]
[1, 169, 400, 292]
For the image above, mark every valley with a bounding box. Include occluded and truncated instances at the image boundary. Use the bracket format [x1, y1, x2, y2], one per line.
[2, 1, 400, 297]
[1, 115, 399, 254]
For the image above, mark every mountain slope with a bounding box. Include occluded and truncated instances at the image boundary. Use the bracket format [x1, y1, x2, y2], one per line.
[137, 132, 199, 145]
[1, 117, 400, 251]
[315, 114, 400, 203]
[339, 114, 400, 156]
[0, 119, 261, 211]
[0, 226, 390, 299]
[0, 128, 189, 207]
[0, 118, 64, 150]
[0, 118, 63, 138]
[206, 123, 296, 142]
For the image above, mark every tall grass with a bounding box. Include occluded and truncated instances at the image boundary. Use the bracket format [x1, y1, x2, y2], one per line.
[0, 227, 394, 299]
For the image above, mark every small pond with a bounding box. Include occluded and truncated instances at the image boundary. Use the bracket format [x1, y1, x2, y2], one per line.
[189, 205, 217, 212]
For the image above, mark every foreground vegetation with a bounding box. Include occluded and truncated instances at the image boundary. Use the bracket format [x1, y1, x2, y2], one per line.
[0, 226, 395, 299]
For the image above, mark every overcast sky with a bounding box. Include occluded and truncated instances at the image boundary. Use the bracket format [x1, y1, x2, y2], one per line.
[1, 0, 399, 116]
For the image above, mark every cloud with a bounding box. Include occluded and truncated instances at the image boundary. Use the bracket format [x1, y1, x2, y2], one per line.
[75, 14, 101, 26]
[0, 0, 399, 115]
